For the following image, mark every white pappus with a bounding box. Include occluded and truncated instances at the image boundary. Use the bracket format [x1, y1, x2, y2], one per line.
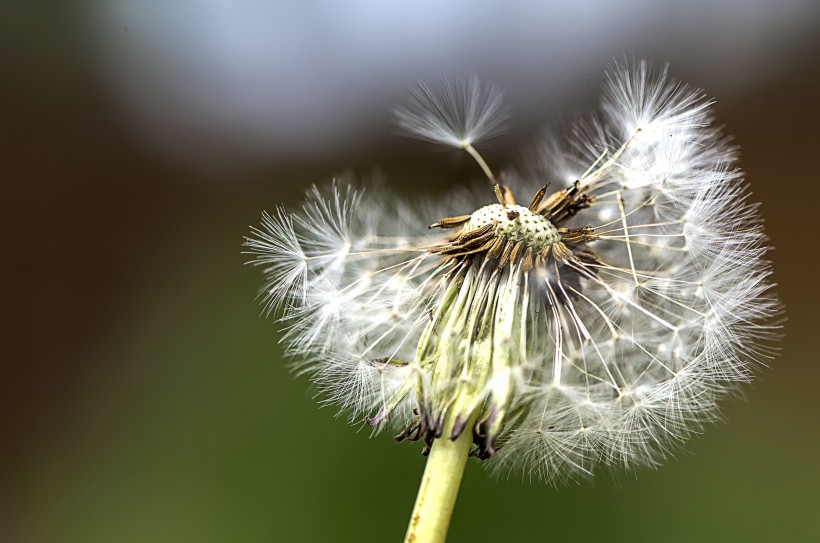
[245, 59, 781, 484]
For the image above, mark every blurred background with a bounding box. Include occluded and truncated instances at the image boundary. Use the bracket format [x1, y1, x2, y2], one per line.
[4, 1, 820, 541]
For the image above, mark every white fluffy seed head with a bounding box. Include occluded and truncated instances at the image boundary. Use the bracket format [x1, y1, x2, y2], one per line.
[246, 60, 781, 485]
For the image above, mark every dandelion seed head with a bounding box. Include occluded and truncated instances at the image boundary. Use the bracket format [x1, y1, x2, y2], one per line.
[246, 60, 782, 485]
[462, 204, 560, 252]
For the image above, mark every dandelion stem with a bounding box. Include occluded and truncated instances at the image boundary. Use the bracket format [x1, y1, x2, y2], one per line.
[461, 142, 495, 182]
[403, 414, 475, 543]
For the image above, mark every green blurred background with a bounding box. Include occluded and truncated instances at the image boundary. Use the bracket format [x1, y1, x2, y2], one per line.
[4, 1, 820, 541]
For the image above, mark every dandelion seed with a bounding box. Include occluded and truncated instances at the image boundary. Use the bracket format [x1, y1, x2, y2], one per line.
[394, 76, 509, 149]
[394, 76, 510, 182]
[245, 59, 781, 543]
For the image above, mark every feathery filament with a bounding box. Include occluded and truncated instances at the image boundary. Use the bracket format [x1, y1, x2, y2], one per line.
[245, 59, 780, 484]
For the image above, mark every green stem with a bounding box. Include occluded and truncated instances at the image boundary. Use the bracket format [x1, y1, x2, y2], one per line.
[403, 419, 474, 543]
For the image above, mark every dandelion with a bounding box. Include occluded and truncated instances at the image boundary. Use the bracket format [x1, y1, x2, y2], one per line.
[245, 59, 781, 543]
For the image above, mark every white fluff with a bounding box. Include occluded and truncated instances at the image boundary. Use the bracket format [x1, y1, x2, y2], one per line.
[246, 59, 781, 484]
[393, 76, 510, 148]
